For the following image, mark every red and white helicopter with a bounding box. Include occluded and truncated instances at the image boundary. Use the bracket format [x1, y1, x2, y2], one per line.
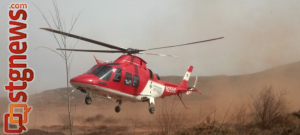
[41, 28, 223, 114]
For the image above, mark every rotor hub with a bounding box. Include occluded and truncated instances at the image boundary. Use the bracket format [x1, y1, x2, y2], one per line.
[126, 48, 139, 55]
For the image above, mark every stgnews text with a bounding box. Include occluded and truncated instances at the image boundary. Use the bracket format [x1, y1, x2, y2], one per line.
[3, 2, 33, 134]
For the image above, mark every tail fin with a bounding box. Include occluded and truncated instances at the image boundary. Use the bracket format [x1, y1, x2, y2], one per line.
[179, 65, 193, 88]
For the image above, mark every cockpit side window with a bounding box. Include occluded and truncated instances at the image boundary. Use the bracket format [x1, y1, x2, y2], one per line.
[155, 74, 161, 80]
[132, 75, 140, 88]
[86, 64, 97, 74]
[91, 65, 113, 81]
[113, 68, 122, 82]
[124, 72, 132, 86]
[149, 69, 153, 79]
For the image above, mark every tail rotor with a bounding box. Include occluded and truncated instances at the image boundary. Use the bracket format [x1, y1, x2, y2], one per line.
[187, 76, 198, 95]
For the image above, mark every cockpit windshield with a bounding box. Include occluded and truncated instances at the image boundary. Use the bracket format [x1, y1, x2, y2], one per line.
[86, 64, 97, 74]
[91, 65, 113, 81]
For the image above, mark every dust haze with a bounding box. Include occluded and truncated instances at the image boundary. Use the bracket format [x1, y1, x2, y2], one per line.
[0, 0, 300, 134]
[1, 61, 300, 134]
[1, 0, 300, 95]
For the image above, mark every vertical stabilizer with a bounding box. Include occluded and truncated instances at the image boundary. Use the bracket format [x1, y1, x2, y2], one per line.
[179, 65, 193, 88]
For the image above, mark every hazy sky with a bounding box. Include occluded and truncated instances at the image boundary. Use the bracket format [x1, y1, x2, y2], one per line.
[1, 0, 300, 95]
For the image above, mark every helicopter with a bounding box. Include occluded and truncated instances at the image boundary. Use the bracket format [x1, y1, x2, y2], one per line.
[41, 28, 223, 114]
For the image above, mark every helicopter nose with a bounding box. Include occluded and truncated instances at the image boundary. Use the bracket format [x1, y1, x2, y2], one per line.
[70, 74, 98, 87]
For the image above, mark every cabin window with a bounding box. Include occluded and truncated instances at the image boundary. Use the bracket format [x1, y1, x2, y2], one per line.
[132, 75, 140, 88]
[149, 69, 153, 79]
[124, 72, 132, 86]
[113, 68, 122, 82]
[86, 64, 97, 74]
[91, 65, 113, 81]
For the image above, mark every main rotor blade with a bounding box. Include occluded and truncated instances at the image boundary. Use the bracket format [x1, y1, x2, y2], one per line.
[145, 37, 224, 51]
[57, 48, 123, 53]
[41, 28, 127, 52]
[139, 52, 178, 57]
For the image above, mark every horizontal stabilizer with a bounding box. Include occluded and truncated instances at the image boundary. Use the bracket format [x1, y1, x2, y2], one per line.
[177, 89, 202, 94]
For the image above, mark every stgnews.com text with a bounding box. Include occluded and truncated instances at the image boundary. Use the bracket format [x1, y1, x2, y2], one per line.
[3, 2, 33, 134]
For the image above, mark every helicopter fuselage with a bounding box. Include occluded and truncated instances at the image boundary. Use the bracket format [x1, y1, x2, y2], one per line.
[70, 55, 190, 104]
